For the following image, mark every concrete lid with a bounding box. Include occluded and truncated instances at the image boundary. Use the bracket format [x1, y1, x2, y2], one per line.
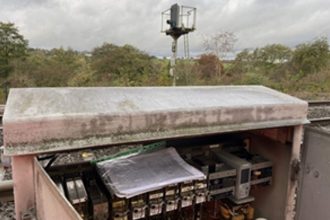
[3, 86, 308, 155]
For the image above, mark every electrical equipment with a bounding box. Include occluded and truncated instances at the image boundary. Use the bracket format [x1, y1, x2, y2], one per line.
[180, 181, 194, 208]
[148, 189, 164, 217]
[194, 180, 208, 204]
[168, 3, 180, 29]
[111, 196, 129, 220]
[192, 155, 223, 175]
[212, 149, 253, 203]
[65, 178, 88, 219]
[161, 4, 197, 84]
[47, 139, 272, 220]
[55, 180, 65, 196]
[219, 200, 255, 220]
[222, 146, 273, 187]
[250, 155, 273, 186]
[165, 184, 179, 212]
[208, 162, 236, 200]
[87, 180, 108, 220]
[189, 153, 236, 200]
[130, 195, 147, 220]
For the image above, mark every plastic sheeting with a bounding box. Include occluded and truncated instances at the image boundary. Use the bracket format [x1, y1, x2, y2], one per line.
[97, 147, 206, 198]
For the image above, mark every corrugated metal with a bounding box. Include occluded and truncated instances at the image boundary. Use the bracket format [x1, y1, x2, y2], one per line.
[3, 86, 308, 155]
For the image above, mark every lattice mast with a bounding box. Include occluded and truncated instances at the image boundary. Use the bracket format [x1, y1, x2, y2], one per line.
[161, 4, 196, 86]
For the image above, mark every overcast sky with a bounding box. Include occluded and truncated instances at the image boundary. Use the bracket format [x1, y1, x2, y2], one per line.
[0, 0, 329, 57]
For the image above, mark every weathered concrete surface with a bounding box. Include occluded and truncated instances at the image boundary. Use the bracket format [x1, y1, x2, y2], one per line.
[3, 86, 308, 155]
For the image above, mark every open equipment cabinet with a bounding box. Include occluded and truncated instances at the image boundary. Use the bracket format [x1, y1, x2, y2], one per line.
[3, 86, 308, 220]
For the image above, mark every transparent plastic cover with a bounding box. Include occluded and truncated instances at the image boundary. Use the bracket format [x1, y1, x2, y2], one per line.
[97, 147, 206, 198]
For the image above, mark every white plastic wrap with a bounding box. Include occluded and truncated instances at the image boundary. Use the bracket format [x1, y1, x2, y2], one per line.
[97, 147, 206, 198]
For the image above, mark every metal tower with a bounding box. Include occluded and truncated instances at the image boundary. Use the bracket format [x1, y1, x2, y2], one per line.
[161, 4, 196, 86]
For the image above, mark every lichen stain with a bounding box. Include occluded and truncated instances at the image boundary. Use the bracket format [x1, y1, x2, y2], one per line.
[145, 113, 167, 131]
[223, 108, 254, 123]
[256, 106, 275, 121]
[118, 99, 139, 111]
[80, 122, 89, 137]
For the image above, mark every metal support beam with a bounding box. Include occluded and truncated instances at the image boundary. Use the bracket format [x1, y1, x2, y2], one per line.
[184, 34, 190, 59]
[170, 38, 178, 86]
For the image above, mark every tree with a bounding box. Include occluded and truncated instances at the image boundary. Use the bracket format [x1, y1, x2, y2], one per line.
[196, 54, 224, 81]
[0, 22, 28, 100]
[230, 44, 292, 78]
[9, 48, 87, 87]
[259, 44, 292, 64]
[67, 55, 95, 86]
[0, 22, 28, 78]
[291, 37, 329, 75]
[231, 49, 253, 74]
[202, 32, 237, 77]
[174, 59, 198, 85]
[91, 43, 158, 86]
[203, 32, 237, 59]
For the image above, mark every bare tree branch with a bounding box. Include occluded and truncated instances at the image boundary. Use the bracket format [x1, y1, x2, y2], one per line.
[203, 31, 237, 60]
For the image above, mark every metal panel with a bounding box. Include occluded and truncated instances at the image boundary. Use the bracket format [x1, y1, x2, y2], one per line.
[170, 4, 180, 28]
[3, 86, 308, 156]
[34, 158, 82, 220]
[296, 127, 330, 220]
[249, 132, 292, 220]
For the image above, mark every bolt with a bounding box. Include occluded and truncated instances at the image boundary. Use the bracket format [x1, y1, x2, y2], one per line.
[313, 170, 320, 178]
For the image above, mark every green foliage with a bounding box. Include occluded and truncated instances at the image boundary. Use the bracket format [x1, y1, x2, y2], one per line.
[227, 38, 330, 98]
[259, 44, 292, 64]
[0, 89, 5, 103]
[241, 72, 270, 85]
[175, 59, 197, 85]
[91, 44, 160, 86]
[9, 48, 87, 87]
[0, 22, 28, 79]
[231, 49, 253, 73]
[233, 44, 292, 71]
[6, 42, 172, 91]
[67, 58, 95, 86]
[291, 37, 329, 75]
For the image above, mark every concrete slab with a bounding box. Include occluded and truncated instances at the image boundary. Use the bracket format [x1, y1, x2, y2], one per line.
[3, 86, 308, 155]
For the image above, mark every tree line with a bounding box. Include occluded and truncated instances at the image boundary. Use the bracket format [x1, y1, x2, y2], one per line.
[226, 38, 330, 97]
[0, 22, 330, 103]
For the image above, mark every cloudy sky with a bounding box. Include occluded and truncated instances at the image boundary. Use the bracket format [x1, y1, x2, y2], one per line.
[0, 0, 329, 57]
